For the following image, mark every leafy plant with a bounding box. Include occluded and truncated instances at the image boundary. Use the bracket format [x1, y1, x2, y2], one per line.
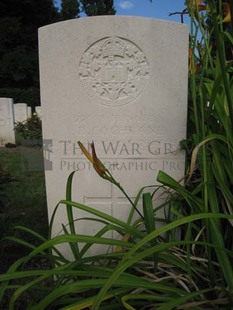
[14, 113, 42, 143]
[0, 152, 232, 308]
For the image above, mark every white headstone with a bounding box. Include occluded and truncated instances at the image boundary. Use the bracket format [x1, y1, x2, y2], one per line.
[14, 103, 28, 123]
[27, 106, 32, 118]
[39, 17, 188, 257]
[0, 98, 15, 146]
[35, 106, 42, 118]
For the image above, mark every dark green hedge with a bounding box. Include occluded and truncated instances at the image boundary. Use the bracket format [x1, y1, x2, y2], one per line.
[0, 87, 40, 108]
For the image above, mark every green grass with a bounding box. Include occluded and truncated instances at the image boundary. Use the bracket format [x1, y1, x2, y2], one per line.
[0, 147, 48, 272]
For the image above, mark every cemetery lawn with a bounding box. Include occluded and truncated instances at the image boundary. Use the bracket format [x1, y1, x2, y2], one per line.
[0, 146, 48, 273]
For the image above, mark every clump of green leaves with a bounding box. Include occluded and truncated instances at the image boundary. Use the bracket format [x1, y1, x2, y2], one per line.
[14, 113, 42, 142]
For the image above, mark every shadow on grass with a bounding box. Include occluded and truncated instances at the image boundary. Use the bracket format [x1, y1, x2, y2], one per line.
[0, 146, 48, 273]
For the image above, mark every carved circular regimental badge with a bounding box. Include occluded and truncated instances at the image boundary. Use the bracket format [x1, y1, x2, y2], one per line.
[79, 37, 150, 106]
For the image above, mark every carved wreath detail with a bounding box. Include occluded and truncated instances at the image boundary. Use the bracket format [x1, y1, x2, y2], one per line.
[79, 37, 150, 106]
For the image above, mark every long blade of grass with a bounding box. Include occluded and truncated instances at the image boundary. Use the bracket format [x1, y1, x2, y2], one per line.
[30, 276, 186, 310]
[143, 192, 157, 268]
[13, 225, 47, 242]
[156, 288, 213, 310]
[92, 213, 233, 309]
[65, 171, 79, 258]
[127, 185, 157, 225]
[61, 288, 129, 310]
[25, 234, 135, 259]
[3, 236, 39, 251]
[59, 199, 145, 239]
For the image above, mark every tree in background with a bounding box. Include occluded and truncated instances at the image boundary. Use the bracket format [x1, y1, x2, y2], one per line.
[61, 0, 80, 20]
[0, 0, 60, 107]
[60, 0, 115, 18]
[0, 0, 116, 108]
[80, 0, 116, 16]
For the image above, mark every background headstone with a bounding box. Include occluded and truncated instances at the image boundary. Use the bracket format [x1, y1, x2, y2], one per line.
[27, 106, 32, 118]
[0, 98, 15, 146]
[39, 17, 188, 257]
[35, 106, 42, 118]
[14, 103, 28, 123]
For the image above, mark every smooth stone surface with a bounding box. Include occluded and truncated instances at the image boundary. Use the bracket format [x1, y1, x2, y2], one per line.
[14, 103, 29, 122]
[39, 16, 188, 257]
[35, 106, 42, 118]
[0, 98, 15, 146]
[27, 106, 32, 118]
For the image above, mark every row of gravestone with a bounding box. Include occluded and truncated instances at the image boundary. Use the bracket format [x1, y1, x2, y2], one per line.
[0, 97, 42, 147]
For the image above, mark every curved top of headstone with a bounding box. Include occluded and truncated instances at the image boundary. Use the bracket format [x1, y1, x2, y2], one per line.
[39, 16, 187, 108]
[39, 15, 185, 29]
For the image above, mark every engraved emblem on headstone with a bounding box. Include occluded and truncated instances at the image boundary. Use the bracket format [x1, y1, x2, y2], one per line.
[79, 37, 150, 106]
